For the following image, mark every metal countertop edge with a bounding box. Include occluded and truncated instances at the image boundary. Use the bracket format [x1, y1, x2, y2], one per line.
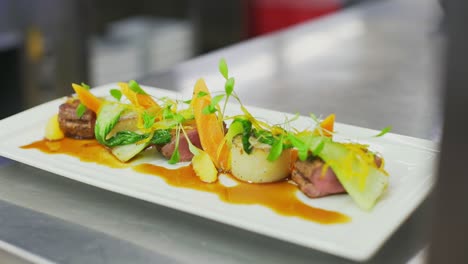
[0, 200, 179, 264]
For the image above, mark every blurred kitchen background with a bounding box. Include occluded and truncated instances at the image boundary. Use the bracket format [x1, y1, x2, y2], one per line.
[1, 0, 382, 119]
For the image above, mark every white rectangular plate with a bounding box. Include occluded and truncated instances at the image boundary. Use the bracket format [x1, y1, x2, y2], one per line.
[0, 84, 438, 261]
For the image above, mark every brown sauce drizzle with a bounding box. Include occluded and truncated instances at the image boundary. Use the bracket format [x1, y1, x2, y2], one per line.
[22, 138, 350, 224]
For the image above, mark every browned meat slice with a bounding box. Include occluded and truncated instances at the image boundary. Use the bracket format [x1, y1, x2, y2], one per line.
[160, 129, 202, 162]
[58, 99, 96, 139]
[291, 158, 346, 198]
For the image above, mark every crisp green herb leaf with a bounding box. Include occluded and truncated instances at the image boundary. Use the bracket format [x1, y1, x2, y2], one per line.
[313, 139, 325, 155]
[219, 58, 228, 80]
[183, 99, 192, 104]
[374, 126, 392, 137]
[197, 91, 208, 98]
[150, 130, 172, 145]
[168, 127, 181, 164]
[237, 119, 253, 154]
[267, 135, 284, 161]
[110, 89, 122, 101]
[174, 113, 185, 123]
[128, 80, 147, 95]
[254, 129, 275, 146]
[168, 149, 180, 164]
[76, 103, 87, 118]
[142, 111, 155, 129]
[225, 121, 244, 147]
[287, 134, 308, 161]
[225, 77, 235, 96]
[163, 106, 174, 119]
[81, 82, 90, 90]
[310, 113, 320, 123]
[202, 104, 216, 114]
[211, 94, 225, 106]
[106, 131, 148, 147]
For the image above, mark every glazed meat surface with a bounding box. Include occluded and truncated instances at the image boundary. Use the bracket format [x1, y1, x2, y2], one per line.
[159, 129, 202, 162]
[291, 158, 346, 198]
[58, 99, 96, 139]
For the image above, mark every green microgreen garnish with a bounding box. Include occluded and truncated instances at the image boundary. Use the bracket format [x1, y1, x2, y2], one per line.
[219, 58, 228, 80]
[287, 133, 309, 161]
[173, 113, 185, 123]
[128, 80, 147, 95]
[254, 129, 275, 145]
[142, 111, 156, 129]
[110, 89, 122, 101]
[313, 138, 325, 155]
[238, 119, 253, 154]
[267, 134, 284, 161]
[81, 82, 90, 90]
[197, 91, 208, 98]
[76, 103, 87, 118]
[183, 99, 192, 104]
[169, 125, 181, 164]
[225, 77, 235, 96]
[374, 126, 392, 137]
[163, 105, 174, 119]
[202, 104, 216, 114]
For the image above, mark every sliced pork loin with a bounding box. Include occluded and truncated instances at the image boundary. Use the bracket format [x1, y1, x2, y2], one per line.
[159, 129, 202, 162]
[291, 158, 346, 198]
[58, 99, 96, 139]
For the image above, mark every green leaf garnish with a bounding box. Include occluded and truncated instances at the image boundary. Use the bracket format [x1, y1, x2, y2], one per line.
[225, 121, 244, 148]
[287, 134, 308, 161]
[169, 149, 180, 164]
[168, 126, 181, 164]
[211, 94, 225, 106]
[238, 119, 253, 154]
[197, 91, 208, 98]
[254, 129, 275, 145]
[174, 113, 185, 123]
[225, 77, 235, 96]
[128, 80, 147, 95]
[374, 126, 392, 137]
[150, 130, 172, 145]
[183, 99, 192, 104]
[219, 58, 228, 80]
[313, 139, 325, 155]
[106, 131, 148, 147]
[202, 104, 216, 114]
[81, 83, 91, 90]
[110, 89, 122, 101]
[76, 103, 87, 118]
[142, 111, 155, 129]
[163, 106, 174, 119]
[267, 135, 284, 161]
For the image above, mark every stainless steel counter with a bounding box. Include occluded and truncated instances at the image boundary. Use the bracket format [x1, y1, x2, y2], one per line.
[0, 0, 441, 263]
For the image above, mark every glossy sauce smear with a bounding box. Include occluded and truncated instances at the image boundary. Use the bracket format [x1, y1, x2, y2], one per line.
[22, 138, 350, 224]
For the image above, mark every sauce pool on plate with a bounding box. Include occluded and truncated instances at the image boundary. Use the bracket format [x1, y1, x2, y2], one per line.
[22, 138, 350, 224]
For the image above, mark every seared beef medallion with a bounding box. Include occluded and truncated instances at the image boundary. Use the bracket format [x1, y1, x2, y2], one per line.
[58, 99, 96, 139]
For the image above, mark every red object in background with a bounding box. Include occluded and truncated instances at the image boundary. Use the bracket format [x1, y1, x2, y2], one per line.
[247, 0, 342, 36]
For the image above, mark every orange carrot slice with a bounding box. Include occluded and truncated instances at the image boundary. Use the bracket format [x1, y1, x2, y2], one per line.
[314, 113, 335, 137]
[192, 78, 230, 171]
[72, 83, 103, 113]
[118, 82, 161, 110]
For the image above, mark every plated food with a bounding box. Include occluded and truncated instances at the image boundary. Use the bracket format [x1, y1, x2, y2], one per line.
[27, 59, 390, 219]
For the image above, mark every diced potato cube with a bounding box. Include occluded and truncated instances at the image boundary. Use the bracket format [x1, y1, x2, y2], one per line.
[45, 114, 64, 141]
